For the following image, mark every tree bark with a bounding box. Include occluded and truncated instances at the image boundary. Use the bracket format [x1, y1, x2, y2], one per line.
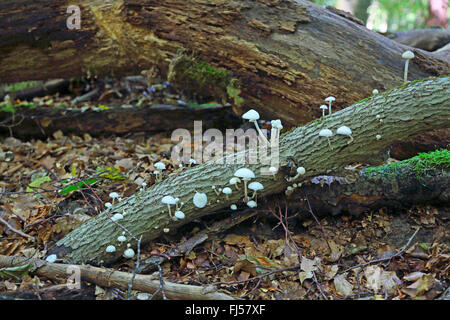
[0, 0, 448, 126]
[47, 76, 450, 265]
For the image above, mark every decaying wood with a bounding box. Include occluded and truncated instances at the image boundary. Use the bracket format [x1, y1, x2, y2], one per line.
[278, 161, 449, 217]
[0, 0, 449, 126]
[48, 77, 450, 265]
[0, 104, 241, 138]
[0, 254, 235, 300]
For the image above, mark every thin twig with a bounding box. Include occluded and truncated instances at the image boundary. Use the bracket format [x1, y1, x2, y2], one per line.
[339, 228, 420, 274]
[0, 216, 34, 239]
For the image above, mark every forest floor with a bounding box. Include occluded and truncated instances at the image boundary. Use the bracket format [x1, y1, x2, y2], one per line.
[0, 79, 448, 300]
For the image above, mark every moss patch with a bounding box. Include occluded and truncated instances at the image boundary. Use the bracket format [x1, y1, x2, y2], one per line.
[167, 52, 230, 103]
[363, 149, 450, 179]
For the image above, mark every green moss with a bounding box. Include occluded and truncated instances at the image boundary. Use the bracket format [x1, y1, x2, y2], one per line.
[364, 149, 450, 179]
[226, 79, 244, 107]
[168, 52, 230, 103]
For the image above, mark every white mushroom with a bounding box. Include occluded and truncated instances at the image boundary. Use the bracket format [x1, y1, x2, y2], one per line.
[289, 166, 306, 182]
[161, 195, 177, 218]
[376, 134, 382, 140]
[154, 162, 166, 182]
[324, 96, 336, 115]
[234, 168, 255, 202]
[193, 192, 208, 208]
[372, 89, 379, 95]
[45, 254, 58, 263]
[117, 236, 126, 242]
[123, 248, 135, 259]
[336, 126, 353, 144]
[174, 210, 185, 220]
[109, 192, 119, 204]
[319, 129, 334, 150]
[105, 245, 116, 253]
[188, 158, 196, 167]
[402, 50, 415, 83]
[105, 202, 112, 209]
[111, 213, 124, 222]
[242, 109, 269, 145]
[270, 119, 283, 146]
[230, 204, 237, 210]
[222, 187, 232, 199]
[247, 200, 257, 208]
[248, 181, 264, 203]
[320, 105, 328, 117]
[269, 166, 278, 180]
[229, 177, 241, 190]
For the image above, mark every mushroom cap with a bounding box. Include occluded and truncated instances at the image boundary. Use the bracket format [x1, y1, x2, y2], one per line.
[154, 162, 166, 170]
[105, 245, 116, 253]
[222, 187, 232, 195]
[109, 192, 119, 199]
[234, 168, 255, 179]
[320, 105, 328, 110]
[189, 158, 196, 165]
[271, 119, 283, 130]
[242, 109, 260, 121]
[402, 50, 415, 59]
[372, 89, 379, 95]
[161, 195, 177, 205]
[325, 96, 336, 102]
[105, 202, 112, 208]
[193, 192, 208, 208]
[376, 134, 382, 140]
[297, 167, 306, 175]
[111, 213, 124, 221]
[117, 236, 126, 242]
[336, 126, 352, 136]
[123, 248, 135, 258]
[269, 166, 278, 173]
[45, 254, 58, 263]
[229, 177, 241, 184]
[174, 210, 185, 220]
[248, 181, 264, 191]
[319, 129, 333, 137]
[230, 204, 237, 210]
[247, 200, 257, 208]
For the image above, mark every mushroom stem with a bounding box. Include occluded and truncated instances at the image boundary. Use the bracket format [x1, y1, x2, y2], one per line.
[243, 180, 249, 202]
[328, 102, 332, 115]
[347, 135, 354, 144]
[327, 137, 333, 151]
[404, 60, 410, 83]
[166, 205, 172, 218]
[252, 120, 270, 145]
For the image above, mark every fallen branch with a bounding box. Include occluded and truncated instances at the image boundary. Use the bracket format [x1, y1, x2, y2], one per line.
[0, 255, 235, 300]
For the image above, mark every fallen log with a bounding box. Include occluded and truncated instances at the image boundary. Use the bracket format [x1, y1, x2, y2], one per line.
[0, 0, 448, 126]
[279, 151, 449, 217]
[389, 28, 450, 52]
[0, 103, 241, 138]
[0, 255, 235, 300]
[47, 76, 450, 265]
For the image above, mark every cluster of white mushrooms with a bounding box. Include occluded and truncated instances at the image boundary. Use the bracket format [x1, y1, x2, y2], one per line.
[111, 50, 416, 261]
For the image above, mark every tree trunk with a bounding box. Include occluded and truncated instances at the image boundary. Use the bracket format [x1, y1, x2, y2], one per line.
[48, 76, 450, 265]
[0, 0, 448, 126]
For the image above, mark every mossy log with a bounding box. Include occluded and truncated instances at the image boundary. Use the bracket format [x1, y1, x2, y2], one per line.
[48, 76, 450, 265]
[280, 151, 449, 217]
[0, 0, 449, 126]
